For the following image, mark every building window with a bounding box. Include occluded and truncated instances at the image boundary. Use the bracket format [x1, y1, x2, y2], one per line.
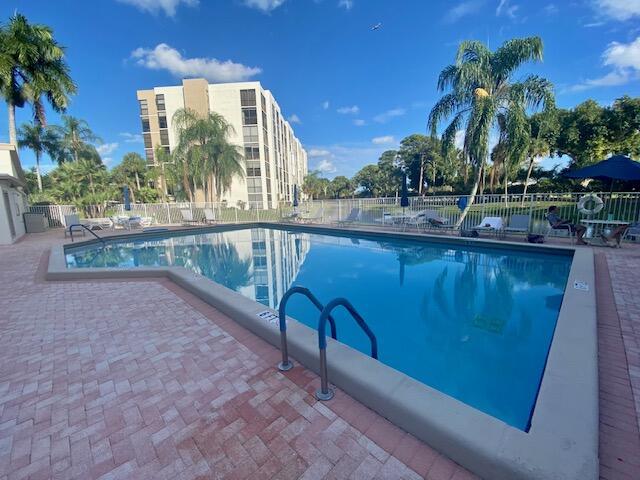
[242, 108, 258, 125]
[247, 178, 262, 194]
[155, 94, 165, 111]
[163, 146, 170, 154]
[139, 99, 148, 116]
[159, 129, 170, 145]
[158, 115, 167, 129]
[244, 146, 260, 160]
[143, 133, 152, 149]
[246, 161, 261, 177]
[261, 93, 266, 111]
[144, 148, 154, 163]
[240, 89, 256, 107]
[243, 126, 259, 143]
[141, 118, 150, 132]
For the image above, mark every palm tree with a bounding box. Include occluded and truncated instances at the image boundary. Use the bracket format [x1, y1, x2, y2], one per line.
[428, 37, 554, 226]
[111, 152, 147, 202]
[0, 14, 76, 147]
[172, 108, 244, 202]
[51, 115, 102, 163]
[17, 121, 60, 191]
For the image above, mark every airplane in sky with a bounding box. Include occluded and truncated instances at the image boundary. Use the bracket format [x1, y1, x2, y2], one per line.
[371, 22, 382, 31]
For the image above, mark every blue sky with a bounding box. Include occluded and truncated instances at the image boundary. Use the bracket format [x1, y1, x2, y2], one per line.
[2, 0, 640, 178]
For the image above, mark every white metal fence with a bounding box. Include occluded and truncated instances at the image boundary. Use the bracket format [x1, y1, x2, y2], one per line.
[30, 192, 640, 234]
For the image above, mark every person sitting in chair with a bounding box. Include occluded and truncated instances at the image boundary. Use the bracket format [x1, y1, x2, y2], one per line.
[547, 206, 587, 245]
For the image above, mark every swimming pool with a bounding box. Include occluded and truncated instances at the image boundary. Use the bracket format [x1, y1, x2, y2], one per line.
[65, 225, 572, 431]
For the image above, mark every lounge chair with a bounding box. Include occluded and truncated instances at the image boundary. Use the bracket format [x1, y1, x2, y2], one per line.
[544, 214, 575, 243]
[503, 214, 530, 235]
[473, 216, 504, 237]
[180, 209, 199, 226]
[336, 208, 360, 226]
[203, 208, 216, 225]
[128, 216, 153, 229]
[300, 207, 323, 224]
[63, 214, 87, 238]
[625, 222, 640, 242]
[85, 217, 113, 230]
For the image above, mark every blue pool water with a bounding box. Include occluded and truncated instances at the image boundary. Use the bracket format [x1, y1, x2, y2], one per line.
[66, 226, 573, 430]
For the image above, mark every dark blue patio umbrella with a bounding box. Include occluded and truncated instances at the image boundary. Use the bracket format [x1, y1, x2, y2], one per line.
[563, 155, 640, 183]
[123, 185, 131, 211]
[400, 173, 409, 214]
[293, 184, 299, 207]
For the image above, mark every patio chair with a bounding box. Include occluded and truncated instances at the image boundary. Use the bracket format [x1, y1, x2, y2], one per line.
[127, 216, 153, 229]
[625, 222, 640, 242]
[544, 214, 575, 244]
[203, 208, 216, 225]
[300, 207, 324, 224]
[473, 216, 504, 237]
[84, 217, 113, 231]
[280, 209, 301, 223]
[336, 208, 360, 226]
[503, 214, 531, 235]
[63, 214, 87, 238]
[180, 209, 199, 226]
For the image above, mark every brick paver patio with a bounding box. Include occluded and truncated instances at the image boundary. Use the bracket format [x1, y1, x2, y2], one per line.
[0, 233, 475, 480]
[1, 230, 639, 479]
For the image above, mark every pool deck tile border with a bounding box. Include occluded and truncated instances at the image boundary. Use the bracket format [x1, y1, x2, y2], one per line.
[48, 222, 599, 480]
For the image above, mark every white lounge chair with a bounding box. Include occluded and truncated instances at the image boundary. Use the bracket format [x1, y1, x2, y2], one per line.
[473, 216, 504, 237]
[203, 208, 216, 225]
[85, 217, 114, 230]
[63, 214, 87, 237]
[503, 214, 530, 235]
[336, 208, 360, 226]
[180, 209, 199, 226]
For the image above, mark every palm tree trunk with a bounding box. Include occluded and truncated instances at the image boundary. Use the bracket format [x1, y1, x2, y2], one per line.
[135, 172, 141, 190]
[456, 164, 483, 228]
[8, 101, 17, 147]
[504, 171, 509, 207]
[489, 166, 496, 193]
[521, 157, 535, 206]
[73, 131, 79, 162]
[35, 152, 43, 192]
[418, 161, 424, 195]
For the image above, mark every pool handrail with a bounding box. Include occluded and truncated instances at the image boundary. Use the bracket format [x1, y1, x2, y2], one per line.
[316, 297, 378, 401]
[277, 286, 337, 372]
[69, 224, 106, 245]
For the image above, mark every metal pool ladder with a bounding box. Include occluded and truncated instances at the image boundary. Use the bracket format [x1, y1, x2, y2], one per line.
[68, 224, 106, 245]
[277, 286, 378, 401]
[277, 286, 338, 371]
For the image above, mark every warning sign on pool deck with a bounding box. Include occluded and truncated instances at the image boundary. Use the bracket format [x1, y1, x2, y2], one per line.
[257, 310, 279, 324]
[573, 281, 589, 291]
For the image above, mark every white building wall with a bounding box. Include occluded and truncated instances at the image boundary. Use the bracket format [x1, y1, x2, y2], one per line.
[0, 145, 27, 245]
[139, 79, 307, 210]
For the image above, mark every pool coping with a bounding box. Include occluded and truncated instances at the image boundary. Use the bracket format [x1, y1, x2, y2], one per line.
[47, 222, 598, 480]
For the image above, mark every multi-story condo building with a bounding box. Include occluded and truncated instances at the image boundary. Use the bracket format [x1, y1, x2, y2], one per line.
[136, 79, 308, 209]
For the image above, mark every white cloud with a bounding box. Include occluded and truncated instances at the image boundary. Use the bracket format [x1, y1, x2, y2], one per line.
[117, 0, 198, 16]
[373, 108, 406, 123]
[306, 143, 397, 178]
[119, 132, 143, 143]
[337, 105, 359, 114]
[455, 130, 465, 150]
[322, 100, 330, 110]
[353, 119, 366, 126]
[372, 135, 395, 145]
[496, 0, 519, 18]
[444, 0, 483, 23]
[595, 0, 640, 21]
[338, 0, 354, 10]
[288, 114, 301, 124]
[130, 43, 261, 82]
[543, 3, 558, 15]
[568, 37, 640, 91]
[97, 142, 119, 156]
[242, 0, 287, 12]
[308, 149, 331, 157]
[317, 159, 337, 174]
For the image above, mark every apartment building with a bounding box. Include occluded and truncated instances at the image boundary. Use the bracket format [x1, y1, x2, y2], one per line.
[136, 79, 308, 209]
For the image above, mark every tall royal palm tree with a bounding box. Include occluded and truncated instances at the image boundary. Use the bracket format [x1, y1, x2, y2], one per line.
[0, 14, 76, 148]
[172, 108, 244, 203]
[428, 37, 555, 226]
[17, 121, 60, 191]
[51, 115, 102, 163]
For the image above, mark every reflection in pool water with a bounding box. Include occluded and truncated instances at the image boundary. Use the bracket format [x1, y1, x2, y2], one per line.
[66, 227, 572, 430]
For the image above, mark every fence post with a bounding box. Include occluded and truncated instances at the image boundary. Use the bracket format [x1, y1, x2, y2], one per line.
[338, 200, 342, 221]
[165, 203, 171, 225]
[57, 205, 63, 227]
[257, 207, 260, 222]
[235, 208, 238, 224]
